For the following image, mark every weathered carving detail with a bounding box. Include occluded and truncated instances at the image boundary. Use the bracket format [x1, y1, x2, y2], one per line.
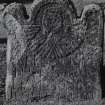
[3, 0, 103, 105]
[2, 3, 28, 100]
[28, 2, 84, 61]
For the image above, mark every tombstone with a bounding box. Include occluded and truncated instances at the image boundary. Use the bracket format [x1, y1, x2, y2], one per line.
[2, 0, 104, 105]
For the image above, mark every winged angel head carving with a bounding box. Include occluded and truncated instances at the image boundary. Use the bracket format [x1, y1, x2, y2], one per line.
[3, 0, 103, 62]
[2, 0, 103, 103]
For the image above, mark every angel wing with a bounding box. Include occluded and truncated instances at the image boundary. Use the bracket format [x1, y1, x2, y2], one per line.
[3, 3, 28, 64]
[79, 4, 103, 101]
[2, 3, 29, 100]
[81, 4, 103, 46]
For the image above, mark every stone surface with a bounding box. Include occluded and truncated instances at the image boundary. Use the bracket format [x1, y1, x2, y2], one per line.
[2, 0, 104, 105]
[0, 4, 8, 38]
[0, 44, 6, 105]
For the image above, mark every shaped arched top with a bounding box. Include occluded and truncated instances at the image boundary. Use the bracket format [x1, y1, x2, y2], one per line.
[2, 2, 103, 62]
[81, 4, 101, 20]
[29, 0, 77, 23]
[3, 3, 29, 25]
[80, 4, 103, 46]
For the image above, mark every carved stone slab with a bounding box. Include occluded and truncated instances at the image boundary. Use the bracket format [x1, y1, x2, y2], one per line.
[3, 0, 103, 105]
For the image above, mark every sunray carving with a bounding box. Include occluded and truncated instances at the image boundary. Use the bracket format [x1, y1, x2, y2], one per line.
[2, 0, 103, 105]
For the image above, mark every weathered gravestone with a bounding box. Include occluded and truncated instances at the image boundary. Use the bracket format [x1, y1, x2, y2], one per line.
[2, 0, 104, 105]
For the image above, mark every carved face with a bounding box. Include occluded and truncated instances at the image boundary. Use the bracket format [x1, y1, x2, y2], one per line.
[42, 7, 63, 33]
[31, 5, 84, 61]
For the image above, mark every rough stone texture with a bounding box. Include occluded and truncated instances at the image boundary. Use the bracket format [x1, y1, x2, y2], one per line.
[0, 44, 6, 105]
[0, 4, 8, 39]
[72, 0, 105, 15]
[2, 0, 103, 105]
